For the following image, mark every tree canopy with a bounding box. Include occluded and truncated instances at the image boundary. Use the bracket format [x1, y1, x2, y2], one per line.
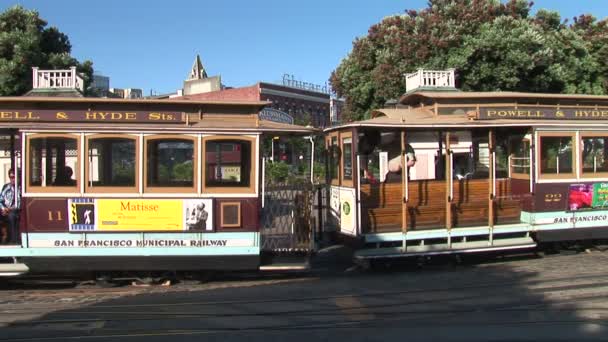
[0, 5, 94, 96]
[330, 0, 608, 122]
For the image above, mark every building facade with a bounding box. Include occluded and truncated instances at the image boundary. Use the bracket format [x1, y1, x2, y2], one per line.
[109, 88, 143, 99]
[175, 82, 330, 128]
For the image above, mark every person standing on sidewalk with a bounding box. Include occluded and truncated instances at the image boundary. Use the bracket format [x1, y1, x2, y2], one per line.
[0, 169, 20, 244]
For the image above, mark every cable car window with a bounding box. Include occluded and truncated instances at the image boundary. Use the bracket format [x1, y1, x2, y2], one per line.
[205, 140, 250, 187]
[88, 137, 136, 187]
[147, 139, 194, 187]
[330, 136, 339, 181]
[342, 137, 352, 180]
[539, 135, 573, 176]
[510, 138, 530, 177]
[28, 136, 78, 189]
[581, 136, 608, 176]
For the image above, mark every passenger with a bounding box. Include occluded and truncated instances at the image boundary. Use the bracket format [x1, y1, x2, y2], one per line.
[0, 169, 20, 244]
[54, 166, 76, 186]
[358, 134, 379, 184]
[384, 144, 416, 182]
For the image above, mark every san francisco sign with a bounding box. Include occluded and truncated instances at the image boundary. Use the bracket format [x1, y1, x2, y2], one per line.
[478, 107, 608, 120]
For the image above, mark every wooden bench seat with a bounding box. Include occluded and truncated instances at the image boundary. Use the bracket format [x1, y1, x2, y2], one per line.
[360, 179, 523, 234]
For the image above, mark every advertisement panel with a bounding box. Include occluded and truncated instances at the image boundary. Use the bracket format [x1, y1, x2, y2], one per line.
[221, 166, 241, 182]
[329, 186, 340, 220]
[97, 199, 183, 231]
[183, 199, 214, 231]
[569, 183, 608, 211]
[69, 198, 213, 232]
[339, 188, 357, 236]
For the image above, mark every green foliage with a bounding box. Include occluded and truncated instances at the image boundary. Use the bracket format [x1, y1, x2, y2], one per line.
[330, 0, 608, 121]
[112, 163, 134, 185]
[265, 161, 289, 184]
[173, 162, 193, 181]
[158, 164, 170, 182]
[0, 5, 94, 96]
[311, 161, 326, 183]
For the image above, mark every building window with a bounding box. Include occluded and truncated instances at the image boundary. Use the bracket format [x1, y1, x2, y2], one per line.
[205, 139, 251, 187]
[87, 136, 137, 189]
[27, 135, 79, 191]
[146, 138, 195, 188]
[538, 134, 575, 178]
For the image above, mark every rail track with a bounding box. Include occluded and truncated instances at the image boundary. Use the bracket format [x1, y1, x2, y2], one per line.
[0, 247, 606, 341]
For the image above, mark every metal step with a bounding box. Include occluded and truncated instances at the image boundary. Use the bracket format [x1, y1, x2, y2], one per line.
[260, 254, 310, 272]
[0, 263, 29, 277]
[259, 263, 310, 271]
[356, 237, 537, 259]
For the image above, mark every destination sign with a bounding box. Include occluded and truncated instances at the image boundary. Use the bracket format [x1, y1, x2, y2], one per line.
[478, 107, 608, 120]
[0, 110, 184, 123]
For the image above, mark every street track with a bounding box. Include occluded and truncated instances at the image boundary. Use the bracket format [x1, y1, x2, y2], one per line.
[0, 250, 606, 341]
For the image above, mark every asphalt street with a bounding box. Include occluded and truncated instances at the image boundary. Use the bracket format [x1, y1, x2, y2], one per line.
[0, 248, 607, 341]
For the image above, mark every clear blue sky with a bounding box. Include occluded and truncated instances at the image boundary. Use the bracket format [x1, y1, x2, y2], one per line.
[4, 0, 608, 95]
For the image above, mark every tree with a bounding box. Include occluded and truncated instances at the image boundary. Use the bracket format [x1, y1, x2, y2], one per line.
[0, 5, 94, 96]
[330, 0, 608, 122]
[571, 14, 608, 93]
[446, 17, 603, 94]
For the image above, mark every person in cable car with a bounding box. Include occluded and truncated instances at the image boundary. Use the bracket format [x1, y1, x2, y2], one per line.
[0, 169, 20, 244]
[385, 145, 416, 183]
[358, 133, 380, 184]
[359, 131, 416, 183]
[53, 166, 76, 186]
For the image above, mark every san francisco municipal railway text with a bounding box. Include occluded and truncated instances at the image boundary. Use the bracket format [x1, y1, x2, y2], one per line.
[53, 239, 229, 247]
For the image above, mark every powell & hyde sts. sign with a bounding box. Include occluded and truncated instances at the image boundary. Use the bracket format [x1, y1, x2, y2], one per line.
[0, 110, 183, 123]
[478, 107, 608, 120]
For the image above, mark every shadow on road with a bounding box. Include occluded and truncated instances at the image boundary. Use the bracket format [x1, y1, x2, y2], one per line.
[1, 249, 607, 341]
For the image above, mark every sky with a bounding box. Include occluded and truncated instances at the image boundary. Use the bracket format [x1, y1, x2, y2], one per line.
[3, 0, 608, 96]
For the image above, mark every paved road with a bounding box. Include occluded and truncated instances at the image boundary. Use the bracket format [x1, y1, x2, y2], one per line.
[0, 248, 608, 341]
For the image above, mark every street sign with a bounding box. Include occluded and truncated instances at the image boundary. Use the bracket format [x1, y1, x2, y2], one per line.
[259, 108, 294, 125]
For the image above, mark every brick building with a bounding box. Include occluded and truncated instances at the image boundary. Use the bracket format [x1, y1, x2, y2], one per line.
[175, 81, 331, 128]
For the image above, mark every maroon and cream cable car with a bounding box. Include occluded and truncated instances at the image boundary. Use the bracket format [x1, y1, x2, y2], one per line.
[0, 93, 313, 277]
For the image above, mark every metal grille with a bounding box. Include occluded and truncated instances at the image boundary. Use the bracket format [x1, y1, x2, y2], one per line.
[261, 184, 315, 251]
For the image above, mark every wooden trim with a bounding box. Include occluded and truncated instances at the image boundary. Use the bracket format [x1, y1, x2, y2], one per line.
[84, 133, 140, 194]
[197, 135, 202, 194]
[510, 137, 531, 180]
[488, 129, 495, 229]
[579, 132, 608, 178]
[328, 132, 340, 186]
[536, 131, 577, 180]
[340, 131, 354, 188]
[220, 201, 241, 228]
[437, 103, 608, 110]
[401, 131, 408, 233]
[325, 135, 331, 184]
[143, 134, 198, 194]
[445, 132, 452, 230]
[25, 133, 80, 194]
[202, 135, 256, 195]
